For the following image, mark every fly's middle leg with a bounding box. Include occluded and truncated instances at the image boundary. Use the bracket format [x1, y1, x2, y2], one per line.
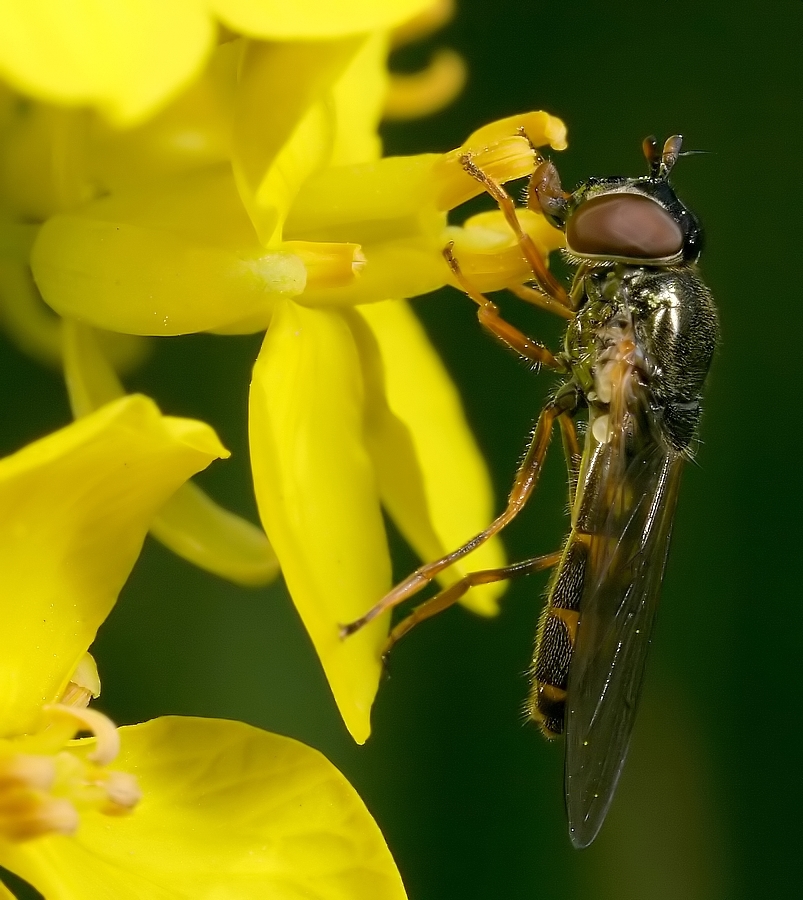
[340, 399, 570, 639]
[443, 243, 566, 371]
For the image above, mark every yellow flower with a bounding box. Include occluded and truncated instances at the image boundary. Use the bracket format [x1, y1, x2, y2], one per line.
[0, 0, 567, 742]
[0, 396, 407, 899]
[0, 0, 434, 126]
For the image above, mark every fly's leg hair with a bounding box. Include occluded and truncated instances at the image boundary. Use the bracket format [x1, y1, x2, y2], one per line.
[381, 552, 563, 657]
[559, 413, 582, 509]
[443, 243, 566, 372]
[459, 151, 571, 309]
[340, 399, 573, 639]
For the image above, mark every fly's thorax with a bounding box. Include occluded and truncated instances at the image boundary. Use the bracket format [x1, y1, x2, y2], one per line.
[563, 264, 718, 453]
[563, 269, 648, 442]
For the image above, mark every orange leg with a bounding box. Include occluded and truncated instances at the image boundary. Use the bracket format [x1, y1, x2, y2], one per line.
[444, 244, 566, 372]
[382, 552, 562, 657]
[460, 152, 571, 308]
[340, 397, 573, 638]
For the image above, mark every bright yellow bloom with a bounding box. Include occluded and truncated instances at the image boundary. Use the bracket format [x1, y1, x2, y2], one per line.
[0, 0, 434, 126]
[0, 0, 568, 742]
[0, 397, 407, 899]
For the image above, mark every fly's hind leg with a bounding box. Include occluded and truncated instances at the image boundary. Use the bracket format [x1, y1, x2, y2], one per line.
[383, 551, 563, 657]
[340, 395, 575, 639]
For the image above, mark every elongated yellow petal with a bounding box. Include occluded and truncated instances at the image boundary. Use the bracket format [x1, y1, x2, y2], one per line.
[212, 0, 434, 38]
[354, 300, 506, 614]
[0, 717, 408, 900]
[232, 38, 362, 244]
[62, 319, 279, 586]
[0, 396, 227, 736]
[0, 880, 16, 899]
[250, 301, 389, 743]
[31, 168, 307, 335]
[329, 32, 389, 166]
[0, 0, 214, 126]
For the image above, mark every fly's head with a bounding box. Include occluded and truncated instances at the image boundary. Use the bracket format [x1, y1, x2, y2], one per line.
[531, 135, 702, 267]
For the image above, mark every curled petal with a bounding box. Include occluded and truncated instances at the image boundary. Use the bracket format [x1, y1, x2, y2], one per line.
[0, 395, 227, 735]
[0, 0, 214, 126]
[443, 208, 566, 293]
[354, 301, 506, 614]
[0, 717, 408, 899]
[383, 48, 467, 121]
[250, 301, 389, 743]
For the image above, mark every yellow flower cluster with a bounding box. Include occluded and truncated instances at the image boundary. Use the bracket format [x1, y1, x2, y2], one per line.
[0, 1, 566, 896]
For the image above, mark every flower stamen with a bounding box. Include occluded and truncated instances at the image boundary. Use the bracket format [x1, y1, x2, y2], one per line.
[0, 706, 139, 841]
[44, 704, 120, 766]
[285, 241, 365, 290]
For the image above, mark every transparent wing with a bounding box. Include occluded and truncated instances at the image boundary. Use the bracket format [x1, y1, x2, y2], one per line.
[564, 426, 684, 848]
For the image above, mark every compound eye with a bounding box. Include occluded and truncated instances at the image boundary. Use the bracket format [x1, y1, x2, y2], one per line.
[566, 193, 683, 259]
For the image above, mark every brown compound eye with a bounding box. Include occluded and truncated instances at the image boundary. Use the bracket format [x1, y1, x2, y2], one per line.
[566, 193, 683, 259]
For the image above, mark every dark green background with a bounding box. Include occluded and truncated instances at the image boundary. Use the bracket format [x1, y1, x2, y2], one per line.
[2, 2, 801, 898]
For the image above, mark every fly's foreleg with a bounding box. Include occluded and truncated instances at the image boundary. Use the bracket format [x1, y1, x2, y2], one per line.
[460, 152, 571, 309]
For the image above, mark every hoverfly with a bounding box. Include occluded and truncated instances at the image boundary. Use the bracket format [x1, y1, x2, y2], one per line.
[342, 134, 718, 848]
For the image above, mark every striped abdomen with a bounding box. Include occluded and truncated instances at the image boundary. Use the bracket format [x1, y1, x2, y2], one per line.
[527, 532, 587, 737]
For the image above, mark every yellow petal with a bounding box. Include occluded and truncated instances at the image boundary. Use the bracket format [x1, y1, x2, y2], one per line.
[62, 319, 279, 586]
[250, 301, 389, 743]
[212, 0, 434, 38]
[284, 153, 451, 305]
[329, 31, 389, 166]
[0, 0, 214, 126]
[62, 318, 126, 417]
[85, 38, 241, 193]
[0, 395, 227, 736]
[0, 257, 149, 372]
[0, 717, 408, 900]
[31, 168, 307, 335]
[232, 38, 362, 245]
[355, 300, 506, 615]
[149, 482, 280, 587]
[0, 881, 16, 899]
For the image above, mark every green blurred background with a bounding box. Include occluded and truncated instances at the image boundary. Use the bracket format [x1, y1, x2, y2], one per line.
[2, 1, 801, 898]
